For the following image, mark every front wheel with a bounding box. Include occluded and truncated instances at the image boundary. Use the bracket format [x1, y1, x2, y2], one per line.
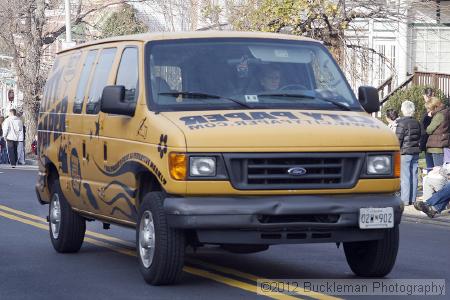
[137, 192, 185, 285]
[343, 226, 399, 277]
[49, 178, 86, 253]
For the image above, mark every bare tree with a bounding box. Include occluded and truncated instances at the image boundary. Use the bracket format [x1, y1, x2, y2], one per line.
[0, 0, 141, 152]
[149, 0, 200, 31]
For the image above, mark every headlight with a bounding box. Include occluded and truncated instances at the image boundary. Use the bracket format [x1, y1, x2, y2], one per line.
[367, 155, 391, 175]
[190, 157, 216, 177]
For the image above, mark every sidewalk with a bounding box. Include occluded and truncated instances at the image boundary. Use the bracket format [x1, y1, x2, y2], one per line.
[0, 158, 38, 170]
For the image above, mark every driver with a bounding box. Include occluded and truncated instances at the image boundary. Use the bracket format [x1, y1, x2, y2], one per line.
[259, 66, 281, 92]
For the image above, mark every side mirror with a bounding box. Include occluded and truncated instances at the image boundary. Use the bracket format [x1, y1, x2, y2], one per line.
[358, 86, 380, 113]
[100, 85, 136, 116]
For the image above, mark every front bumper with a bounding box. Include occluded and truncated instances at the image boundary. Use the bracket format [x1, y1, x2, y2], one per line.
[164, 193, 403, 244]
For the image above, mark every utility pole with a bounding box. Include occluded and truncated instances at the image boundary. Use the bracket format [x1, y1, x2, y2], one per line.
[65, 0, 72, 43]
[63, 0, 75, 49]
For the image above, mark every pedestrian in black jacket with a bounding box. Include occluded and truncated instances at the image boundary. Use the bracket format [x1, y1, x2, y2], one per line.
[396, 100, 421, 205]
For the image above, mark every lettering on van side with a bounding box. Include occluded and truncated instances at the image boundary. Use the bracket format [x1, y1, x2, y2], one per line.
[179, 112, 380, 130]
[95, 152, 167, 185]
[38, 96, 69, 151]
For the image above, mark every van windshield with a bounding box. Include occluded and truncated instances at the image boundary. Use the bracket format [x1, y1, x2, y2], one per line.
[146, 38, 361, 112]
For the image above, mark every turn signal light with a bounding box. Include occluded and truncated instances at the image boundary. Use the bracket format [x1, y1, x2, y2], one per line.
[169, 152, 187, 180]
[394, 151, 400, 178]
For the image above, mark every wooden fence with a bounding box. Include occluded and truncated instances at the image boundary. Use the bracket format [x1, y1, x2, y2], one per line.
[378, 71, 450, 105]
[413, 72, 450, 97]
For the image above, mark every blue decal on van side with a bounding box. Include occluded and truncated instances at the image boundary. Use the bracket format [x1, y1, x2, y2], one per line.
[70, 148, 82, 197]
[101, 192, 137, 220]
[83, 182, 99, 210]
[94, 118, 100, 138]
[103, 180, 135, 198]
[94, 159, 146, 177]
[58, 143, 69, 174]
[111, 207, 135, 220]
[97, 180, 136, 220]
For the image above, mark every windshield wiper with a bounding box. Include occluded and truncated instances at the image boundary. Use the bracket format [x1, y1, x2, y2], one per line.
[158, 91, 253, 109]
[257, 92, 351, 111]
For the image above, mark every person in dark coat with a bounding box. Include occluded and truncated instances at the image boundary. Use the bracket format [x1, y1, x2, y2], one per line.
[396, 100, 421, 205]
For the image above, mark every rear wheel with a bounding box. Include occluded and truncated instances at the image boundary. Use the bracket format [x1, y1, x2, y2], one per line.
[137, 192, 185, 285]
[343, 226, 399, 277]
[49, 178, 86, 253]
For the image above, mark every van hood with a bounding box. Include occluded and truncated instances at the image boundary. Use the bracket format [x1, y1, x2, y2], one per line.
[161, 109, 399, 150]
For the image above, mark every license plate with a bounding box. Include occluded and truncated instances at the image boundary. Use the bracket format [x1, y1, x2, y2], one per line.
[359, 207, 394, 229]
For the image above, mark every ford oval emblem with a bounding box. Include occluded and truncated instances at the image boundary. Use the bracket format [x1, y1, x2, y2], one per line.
[287, 167, 307, 176]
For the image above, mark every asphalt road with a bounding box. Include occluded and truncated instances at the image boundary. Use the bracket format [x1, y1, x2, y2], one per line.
[1, 166, 449, 300]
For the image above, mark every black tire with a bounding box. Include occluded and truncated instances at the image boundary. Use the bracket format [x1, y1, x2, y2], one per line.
[221, 244, 269, 254]
[49, 178, 86, 253]
[137, 192, 185, 285]
[343, 226, 399, 277]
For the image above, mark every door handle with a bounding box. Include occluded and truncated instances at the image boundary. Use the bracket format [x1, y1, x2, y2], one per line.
[82, 141, 86, 159]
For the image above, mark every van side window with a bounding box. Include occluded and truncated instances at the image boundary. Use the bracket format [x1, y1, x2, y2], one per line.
[86, 48, 117, 114]
[73, 50, 98, 113]
[41, 57, 61, 111]
[116, 47, 139, 102]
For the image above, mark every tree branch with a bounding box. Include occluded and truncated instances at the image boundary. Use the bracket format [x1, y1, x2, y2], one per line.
[42, 0, 145, 45]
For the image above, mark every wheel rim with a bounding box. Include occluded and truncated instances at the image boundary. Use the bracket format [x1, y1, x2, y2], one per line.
[139, 211, 155, 268]
[50, 193, 61, 239]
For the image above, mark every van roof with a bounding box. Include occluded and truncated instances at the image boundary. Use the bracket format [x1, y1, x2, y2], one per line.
[57, 31, 321, 54]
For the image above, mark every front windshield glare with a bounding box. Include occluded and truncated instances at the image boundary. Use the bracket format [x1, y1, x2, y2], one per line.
[147, 39, 358, 111]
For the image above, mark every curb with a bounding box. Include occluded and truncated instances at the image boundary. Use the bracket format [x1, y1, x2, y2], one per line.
[0, 164, 38, 170]
[403, 213, 450, 228]
[25, 158, 38, 166]
[0, 158, 38, 167]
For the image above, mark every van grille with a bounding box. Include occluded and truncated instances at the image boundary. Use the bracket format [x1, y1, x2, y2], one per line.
[223, 153, 364, 190]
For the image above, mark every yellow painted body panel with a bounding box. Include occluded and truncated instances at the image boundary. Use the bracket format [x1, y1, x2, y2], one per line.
[36, 32, 400, 225]
[185, 179, 399, 195]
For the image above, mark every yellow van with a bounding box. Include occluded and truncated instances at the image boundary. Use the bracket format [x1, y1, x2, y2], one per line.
[36, 31, 402, 285]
